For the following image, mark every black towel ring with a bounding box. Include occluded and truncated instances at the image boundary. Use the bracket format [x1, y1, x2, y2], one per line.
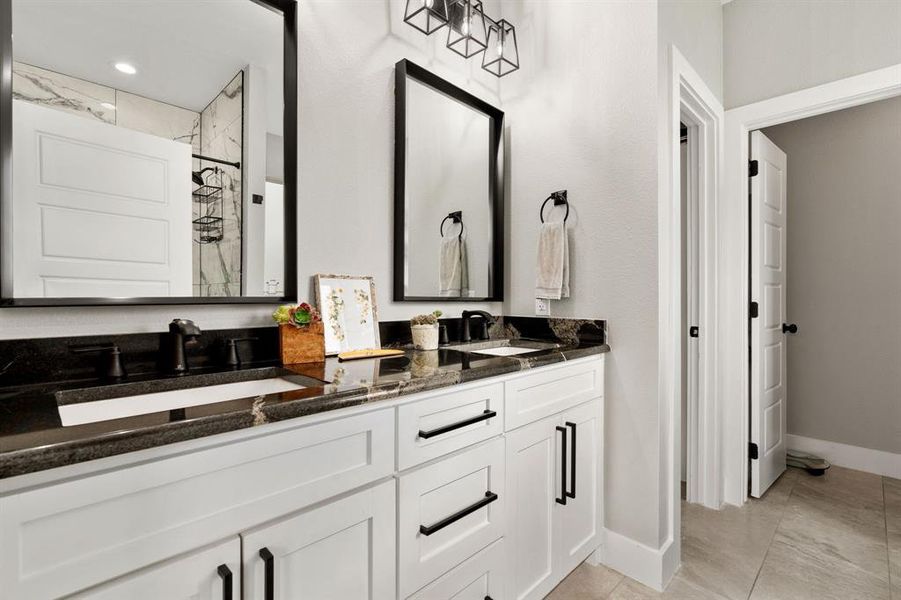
[440, 211, 464, 239]
[539, 190, 569, 223]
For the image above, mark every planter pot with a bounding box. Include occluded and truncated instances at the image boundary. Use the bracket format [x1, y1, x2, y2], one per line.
[279, 322, 325, 365]
[411, 324, 439, 350]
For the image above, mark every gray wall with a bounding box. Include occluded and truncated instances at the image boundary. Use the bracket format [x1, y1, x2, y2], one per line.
[724, 0, 901, 108]
[659, 0, 723, 102]
[761, 96, 901, 454]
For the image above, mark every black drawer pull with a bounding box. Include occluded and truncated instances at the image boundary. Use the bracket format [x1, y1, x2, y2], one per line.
[418, 409, 497, 439]
[217, 564, 233, 600]
[259, 547, 274, 600]
[419, 491, 498, 536]
[565, 421, 577, 499]
[556, 425, 567, 505]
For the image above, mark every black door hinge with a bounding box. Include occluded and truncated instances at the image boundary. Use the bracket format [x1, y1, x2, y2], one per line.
[748, 442, 759, 460]
[749, 160, 759, 177]
[689, 326, 699, 338]
[749, 301, 759, 319]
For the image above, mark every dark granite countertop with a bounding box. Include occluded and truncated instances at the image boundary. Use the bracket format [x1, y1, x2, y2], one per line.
[0, 320, 608, 481]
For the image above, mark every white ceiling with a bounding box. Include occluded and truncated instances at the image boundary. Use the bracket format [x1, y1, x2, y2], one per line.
[12, 0, 284, 133]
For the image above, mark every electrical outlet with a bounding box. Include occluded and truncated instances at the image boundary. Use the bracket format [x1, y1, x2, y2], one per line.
[535, 298, 550, 316]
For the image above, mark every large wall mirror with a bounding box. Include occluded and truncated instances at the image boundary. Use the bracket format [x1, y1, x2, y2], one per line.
[0, 0, 297, 306]
[394, 59, 504, 302]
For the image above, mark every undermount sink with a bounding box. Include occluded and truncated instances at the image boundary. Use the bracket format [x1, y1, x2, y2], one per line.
[444, 338, 560, 356]
[471, 346, 546, 357]
[58, 377, 306, 427]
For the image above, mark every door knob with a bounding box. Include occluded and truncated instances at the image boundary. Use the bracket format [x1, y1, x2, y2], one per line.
[782, 323, 798, 334]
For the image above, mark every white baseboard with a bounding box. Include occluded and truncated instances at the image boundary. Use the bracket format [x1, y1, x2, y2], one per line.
[787, 434, 901, 479]
[599, 528, 677, 592]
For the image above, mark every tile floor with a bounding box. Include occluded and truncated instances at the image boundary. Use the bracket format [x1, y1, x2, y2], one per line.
[548, 466, 901, 599]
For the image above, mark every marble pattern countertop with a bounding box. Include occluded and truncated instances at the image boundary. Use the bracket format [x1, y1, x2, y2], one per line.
[0, 331, 608, 480]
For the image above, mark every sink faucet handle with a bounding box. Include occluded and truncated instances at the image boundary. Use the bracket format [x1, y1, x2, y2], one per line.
[69, 343, 126, 380]
[170, 318, 201, 337]
[225, 337, 259, 368]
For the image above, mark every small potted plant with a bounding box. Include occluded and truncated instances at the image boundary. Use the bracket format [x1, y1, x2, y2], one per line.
[273, 302, 324, 364]
[410, 310, 442, 350]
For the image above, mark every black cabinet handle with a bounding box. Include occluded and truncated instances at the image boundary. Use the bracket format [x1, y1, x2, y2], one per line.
[217, 564, 233, 600]
[782, 323, 798, 334]
[418, 409, 497, 439]
[259, 547, 274, 600]
[556, 426, 567, 505]
[565, 421, 577, 499]
[419, 491, 498, 536]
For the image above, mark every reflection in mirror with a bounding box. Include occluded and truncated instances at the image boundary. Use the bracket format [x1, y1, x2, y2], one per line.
[6, 0, 286, 299]
[395, 60, 503, 301]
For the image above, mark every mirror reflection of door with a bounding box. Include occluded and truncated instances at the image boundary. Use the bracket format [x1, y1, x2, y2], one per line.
[6, 0, 285, 299]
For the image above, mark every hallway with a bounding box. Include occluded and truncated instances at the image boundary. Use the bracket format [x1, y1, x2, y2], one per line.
[549, 467, 901, 599]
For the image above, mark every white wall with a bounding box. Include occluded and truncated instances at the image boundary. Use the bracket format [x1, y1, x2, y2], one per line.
[501, 0, 661, 549]
[297, 0, 503, 320]
[724, 0, 901, 108]
[761, 96, 901, 455]
[659, 0, 723, 103]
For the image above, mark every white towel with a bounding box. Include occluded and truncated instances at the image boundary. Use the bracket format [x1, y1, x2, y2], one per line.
[439, 237, 469, 297]
[535, 222, 570, 299]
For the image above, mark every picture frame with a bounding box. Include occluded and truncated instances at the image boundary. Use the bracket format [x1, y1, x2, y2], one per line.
[313, 274, 381, 356]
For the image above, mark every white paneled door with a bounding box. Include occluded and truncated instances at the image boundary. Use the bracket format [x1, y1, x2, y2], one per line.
[10, 100, 191, 297]
[750, 131, 788, 498]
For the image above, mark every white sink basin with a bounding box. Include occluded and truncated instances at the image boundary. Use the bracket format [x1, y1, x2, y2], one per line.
[473, 346, 546, 357]
[58, 378, 306, 426]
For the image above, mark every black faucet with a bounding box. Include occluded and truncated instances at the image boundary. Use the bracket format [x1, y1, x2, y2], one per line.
[70, 343, 126, 380]
[460, 310, 495, 343]
[224, 337, 258, 368]
[168, 319, 201, 374]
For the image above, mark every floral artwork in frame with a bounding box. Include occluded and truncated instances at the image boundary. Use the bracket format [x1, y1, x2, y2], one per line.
[313, 274, 381, 355]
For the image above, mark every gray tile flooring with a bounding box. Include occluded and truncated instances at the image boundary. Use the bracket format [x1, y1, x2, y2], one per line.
[549, 467, 901, 599]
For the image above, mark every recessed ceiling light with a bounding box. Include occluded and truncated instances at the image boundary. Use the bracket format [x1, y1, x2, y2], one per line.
[114, 62, 137, 75]
[101, 102, 116, 110]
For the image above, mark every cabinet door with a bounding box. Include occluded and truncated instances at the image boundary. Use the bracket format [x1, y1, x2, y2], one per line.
[72, 537, 240, 600]
[557, 399, 603, 575]
[242, 480, 396, 600]
[407, 538, 506, 600]
[505, 415, 562, 600]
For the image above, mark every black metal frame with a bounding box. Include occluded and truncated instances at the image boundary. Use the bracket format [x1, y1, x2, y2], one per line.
[0, 0, 298, 307]
[393, 59, 504, 302]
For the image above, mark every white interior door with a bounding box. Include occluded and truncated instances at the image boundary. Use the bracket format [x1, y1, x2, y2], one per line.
[10, 100, 191, 297]
[750, 130, 788, 498]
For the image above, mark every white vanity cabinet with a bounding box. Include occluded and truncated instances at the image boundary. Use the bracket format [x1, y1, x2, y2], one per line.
[0, 354, 605, 600]
[242, 480, 396, 600]
[504, 362, 604, 600]
[71, 537, 241, 600]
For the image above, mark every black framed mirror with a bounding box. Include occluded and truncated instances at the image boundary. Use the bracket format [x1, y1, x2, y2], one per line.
[394, 59, 504, 302]
[0, 0, 297, 306]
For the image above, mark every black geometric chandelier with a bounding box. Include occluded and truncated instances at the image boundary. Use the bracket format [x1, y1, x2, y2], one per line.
[403, 0, 520, 77]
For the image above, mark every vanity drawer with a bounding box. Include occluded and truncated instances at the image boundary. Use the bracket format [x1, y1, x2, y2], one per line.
[407, 538, 506, 600]
[398, 437, 506, 598]
[504, 357, 604, 430]
[397, 381, 504, 470]
[0, 408, 394, 600]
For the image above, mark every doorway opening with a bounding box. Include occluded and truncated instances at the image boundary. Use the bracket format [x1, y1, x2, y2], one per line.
[745, 95, 901, 498]
[722, 64, 901, 505]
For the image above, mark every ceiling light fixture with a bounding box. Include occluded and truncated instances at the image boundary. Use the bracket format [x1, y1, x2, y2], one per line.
[446, 0, 488, 59]
[482, 19, 519, 77]
[403, 0, 518, 77]
[114, 62, 137, 75]
[403, 0, 449, 35]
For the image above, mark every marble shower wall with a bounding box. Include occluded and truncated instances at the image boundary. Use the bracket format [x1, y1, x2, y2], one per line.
[11, 62, 201, 153]
[195, 72, 244, 297]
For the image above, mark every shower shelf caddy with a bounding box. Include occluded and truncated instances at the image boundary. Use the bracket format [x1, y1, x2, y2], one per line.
[192, 169, 225, 244]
